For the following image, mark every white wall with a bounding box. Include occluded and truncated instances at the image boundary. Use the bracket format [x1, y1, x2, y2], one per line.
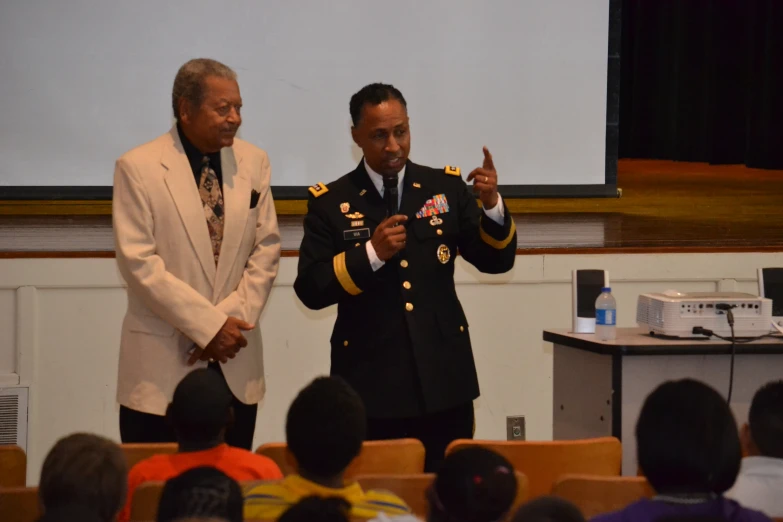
[0, 252, 778, 485]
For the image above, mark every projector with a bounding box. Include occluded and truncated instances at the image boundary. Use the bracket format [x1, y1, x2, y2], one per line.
[637, 291, 772, 338]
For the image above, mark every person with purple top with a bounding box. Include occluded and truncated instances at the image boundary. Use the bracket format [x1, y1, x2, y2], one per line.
[590, 379, 770, 522]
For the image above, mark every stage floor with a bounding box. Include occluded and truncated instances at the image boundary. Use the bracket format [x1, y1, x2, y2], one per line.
[505, 159, 783, 252]
[2, 160, 783, 255]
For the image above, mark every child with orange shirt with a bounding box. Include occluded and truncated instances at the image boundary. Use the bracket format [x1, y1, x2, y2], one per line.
[118, 369, 282, 522]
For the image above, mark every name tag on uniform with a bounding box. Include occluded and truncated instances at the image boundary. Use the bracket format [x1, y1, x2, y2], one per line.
[343, 228, 371, 240]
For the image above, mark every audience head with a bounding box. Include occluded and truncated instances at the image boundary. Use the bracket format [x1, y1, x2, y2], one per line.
[156, 466, 243, 522]
[428, 446, 518, 522]
[286, 376, 366, 479]
[38, 433, 127, 522]
[743, 379, 783, 458]
[166, 369, 233, 448]
[511, 497, 585, 522]
[278, 496, 351, 522]
[636, 378, 741, 495]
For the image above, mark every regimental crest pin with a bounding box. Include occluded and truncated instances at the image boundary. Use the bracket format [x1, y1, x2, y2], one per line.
[437, 244, 451, 264]
[340, 202, 350, 214]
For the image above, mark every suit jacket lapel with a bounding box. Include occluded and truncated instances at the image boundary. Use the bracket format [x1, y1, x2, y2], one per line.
[213, 146, 249, 297]
[162, 127, 217, 287]
[349, 161, 386, 224]
[399, 162, 436, 221]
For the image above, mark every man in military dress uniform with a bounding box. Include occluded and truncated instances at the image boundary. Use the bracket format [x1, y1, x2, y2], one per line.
[294, 83, 516, 471]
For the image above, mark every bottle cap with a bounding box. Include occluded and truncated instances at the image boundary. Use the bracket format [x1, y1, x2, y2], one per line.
[602, 287, 611, 293]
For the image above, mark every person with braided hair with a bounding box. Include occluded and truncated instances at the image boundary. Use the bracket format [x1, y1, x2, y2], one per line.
[156, 466, 243, 522]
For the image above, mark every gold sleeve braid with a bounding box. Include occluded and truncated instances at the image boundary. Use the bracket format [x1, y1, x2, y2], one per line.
[479, 217, 517, 249]
[333, 251, 362, 295]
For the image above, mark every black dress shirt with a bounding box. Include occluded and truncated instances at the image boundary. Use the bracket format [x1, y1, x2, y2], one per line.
[177, 125, 223, 190]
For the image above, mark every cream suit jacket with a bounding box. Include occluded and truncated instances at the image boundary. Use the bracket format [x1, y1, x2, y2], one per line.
[112, 127, 281, 415]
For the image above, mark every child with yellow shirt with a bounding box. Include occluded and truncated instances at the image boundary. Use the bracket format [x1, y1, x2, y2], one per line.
[244, 377, 411, 519]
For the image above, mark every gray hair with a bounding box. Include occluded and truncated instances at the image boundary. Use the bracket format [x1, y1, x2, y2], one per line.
[172, 58, 237, 121]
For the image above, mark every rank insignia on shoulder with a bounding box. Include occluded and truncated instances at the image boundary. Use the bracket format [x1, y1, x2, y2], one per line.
[308, 182, 329, 198]
[444, 165, 461, 176]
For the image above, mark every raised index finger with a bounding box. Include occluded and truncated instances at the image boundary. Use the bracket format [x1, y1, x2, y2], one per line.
[482, 146, 495, 171]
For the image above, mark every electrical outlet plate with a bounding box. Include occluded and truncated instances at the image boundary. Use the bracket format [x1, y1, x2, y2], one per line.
[506, 415, 525, 441]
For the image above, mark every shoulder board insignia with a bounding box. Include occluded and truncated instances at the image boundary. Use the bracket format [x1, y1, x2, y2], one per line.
[308, 182, 329, 198]
[444, 165, 461, 176]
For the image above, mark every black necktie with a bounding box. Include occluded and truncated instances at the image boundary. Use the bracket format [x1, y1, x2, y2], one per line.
[383, 182, 398, 218]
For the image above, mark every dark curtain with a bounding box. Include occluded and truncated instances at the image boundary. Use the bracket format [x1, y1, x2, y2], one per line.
[619, 0, 783, 169]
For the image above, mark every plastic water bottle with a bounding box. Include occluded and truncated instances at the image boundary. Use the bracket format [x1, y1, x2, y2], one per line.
[595, 287, 617, 341]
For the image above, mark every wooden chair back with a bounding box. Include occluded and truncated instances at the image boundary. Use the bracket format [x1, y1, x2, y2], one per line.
[0, 486, 39, 522]
[0, 445, 27, 487]
[254, 443, 291, 473]
[129, 480, 165, 522]
[256, 439, 426, 479]
[551, 474, 654, 518]
[121, 443, 178, 470]
[355, 471, 528, 518]
[446, 437, 622, 498]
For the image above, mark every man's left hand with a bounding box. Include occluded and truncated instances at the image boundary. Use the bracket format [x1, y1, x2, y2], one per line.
[467, 146, 499, 210]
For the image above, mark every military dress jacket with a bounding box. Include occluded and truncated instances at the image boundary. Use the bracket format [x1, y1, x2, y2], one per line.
[294, 160, 516, 418]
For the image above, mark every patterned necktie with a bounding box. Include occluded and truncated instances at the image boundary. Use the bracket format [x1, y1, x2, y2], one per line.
[198, 156, 224, 264]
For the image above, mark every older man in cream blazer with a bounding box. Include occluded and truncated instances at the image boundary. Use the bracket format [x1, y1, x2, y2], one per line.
[112, 58, 280, 449]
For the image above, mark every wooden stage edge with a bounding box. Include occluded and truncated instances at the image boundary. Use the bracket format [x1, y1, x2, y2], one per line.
[3, 160, 783, 255]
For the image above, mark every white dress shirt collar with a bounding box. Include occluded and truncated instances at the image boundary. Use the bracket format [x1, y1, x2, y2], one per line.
[364, 158, 405, 201]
